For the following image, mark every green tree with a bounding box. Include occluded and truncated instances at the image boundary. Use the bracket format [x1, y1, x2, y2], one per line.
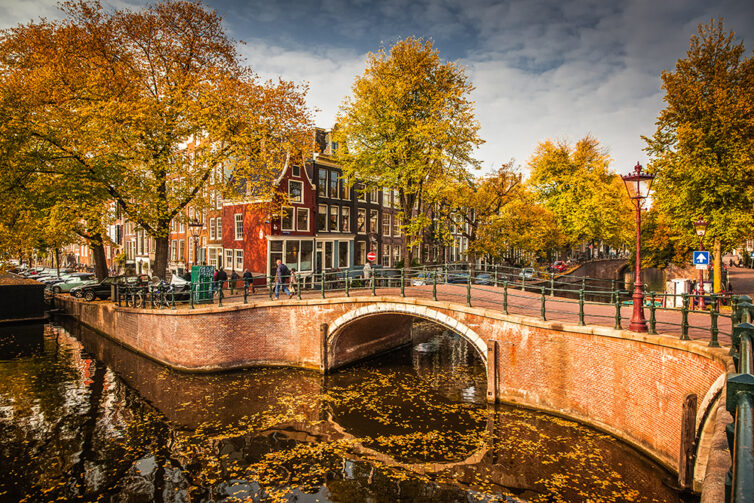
[334, 37, 483, 264]
[644, 19, 754, 291]
[528, 135, 633, 253]
[0, 0, 312, 279]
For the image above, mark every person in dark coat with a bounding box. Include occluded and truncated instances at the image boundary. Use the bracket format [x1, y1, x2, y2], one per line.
[214, 267, 228, 295]
[243, 269, 254, 293]
[274, 259, 290, 299]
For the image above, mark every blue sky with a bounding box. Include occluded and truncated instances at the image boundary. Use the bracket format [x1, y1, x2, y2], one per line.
[2, 0, 753, 175]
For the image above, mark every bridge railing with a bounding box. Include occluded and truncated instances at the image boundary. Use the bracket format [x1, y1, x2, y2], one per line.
[727, 296, 753, 503]
[111, 265, 737, 346]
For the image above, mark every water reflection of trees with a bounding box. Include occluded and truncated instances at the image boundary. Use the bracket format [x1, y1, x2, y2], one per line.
[0, 319, 682, 502]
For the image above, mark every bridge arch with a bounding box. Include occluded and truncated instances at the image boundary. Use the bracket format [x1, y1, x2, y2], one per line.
[326, 302, 488, 371]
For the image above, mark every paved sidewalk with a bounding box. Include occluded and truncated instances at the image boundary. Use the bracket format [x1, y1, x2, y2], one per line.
[728, 267, 754, 297]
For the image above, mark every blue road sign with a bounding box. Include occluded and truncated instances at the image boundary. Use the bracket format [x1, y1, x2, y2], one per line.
[693, 251, 710, 266]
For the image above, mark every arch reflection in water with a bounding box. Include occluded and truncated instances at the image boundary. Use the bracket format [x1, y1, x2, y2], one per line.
[0, 318, 688, 502]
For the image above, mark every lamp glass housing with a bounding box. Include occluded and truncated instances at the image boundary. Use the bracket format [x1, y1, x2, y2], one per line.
[622, 163, 655, 203]
[694, 218, 708, 238]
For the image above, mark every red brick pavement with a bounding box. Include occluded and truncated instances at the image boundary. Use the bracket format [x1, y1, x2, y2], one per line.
[208, 280, 733, 347]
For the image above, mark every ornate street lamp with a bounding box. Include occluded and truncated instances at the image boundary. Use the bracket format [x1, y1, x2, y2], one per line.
[621, 162, 655, 332]
[693, 217, 708, 309]
[188, 218, 203, 268]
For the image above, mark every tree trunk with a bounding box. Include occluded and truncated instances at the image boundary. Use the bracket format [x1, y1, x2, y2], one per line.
[90, 234, 108, 281]
[55, 248, 61, 276]
[153, 234, 170, 280]
[713, 237, 722, 293]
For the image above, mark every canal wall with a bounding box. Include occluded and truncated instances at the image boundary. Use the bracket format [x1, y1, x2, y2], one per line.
[57, 294, 733, 494]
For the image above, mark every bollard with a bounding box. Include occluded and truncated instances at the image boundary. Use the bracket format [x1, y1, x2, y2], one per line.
[680, 294, 690, 340]
[648, 292, 657, 335]
[709, 294, 720, 348]
[614, 294, 622, 329]
[540, 287, 546, 320]
[503, 281, 509, 315]
[467, 274, 472, 307]
[578, 289, 585, 326]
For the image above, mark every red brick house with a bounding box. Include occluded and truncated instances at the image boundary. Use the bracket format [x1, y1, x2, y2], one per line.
[222, 160, 316, 280]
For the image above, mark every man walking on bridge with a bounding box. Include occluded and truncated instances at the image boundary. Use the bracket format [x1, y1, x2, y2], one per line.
[274, 259, 291, 299]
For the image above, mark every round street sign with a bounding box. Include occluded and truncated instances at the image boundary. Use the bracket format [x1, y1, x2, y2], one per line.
[367, 251, 376, 262]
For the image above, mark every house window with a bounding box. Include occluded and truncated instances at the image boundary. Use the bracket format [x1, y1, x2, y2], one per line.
[356, 183, 366, 202]
[382, 212, 391, 236]
[317, 204, 327, 231]
[209, 248, 217, 268]
[300, 241, 313, 271]
[329, 170, 338, 199]
[338, 240, 349, 268]
[340, 207, 350, 233]
[357, 208, 366, 233]
[329, 206, 338, 231]
[178, 240, 185, 262]
[393, 245, 400, 265]
[296, 208, 309, 231]
[382, 244, 391, 267]
[281, 207, 294, 231]
[234, 214, 243, 240]
[383, 189, 392, 208]
[216, 217, 221, 241]
[292, 165, 300, 177]
[289, 180, 303, 203]
[171, 240, 177, 261]
[369, 187, 379, 204]
[216, 191, 222, 210]
[234, 249, 243, 272]
[318, 170, 327, 197]
[225, 249, 233, 270]
[393, 215, 401, 237]
[369, 209, 378, 233]
[356, 241, 366, 265]
[209, 218, 215, 240]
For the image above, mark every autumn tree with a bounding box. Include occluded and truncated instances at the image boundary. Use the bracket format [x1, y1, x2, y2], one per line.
[335, 37, 483, 264]
[644, 19, 754, 291]
[432, 162, 522, 262]
[528, 135, 633, 253]
[0, 0, 312, 279]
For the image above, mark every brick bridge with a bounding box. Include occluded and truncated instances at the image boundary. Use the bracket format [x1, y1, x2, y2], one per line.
[58, 290, 733, 494]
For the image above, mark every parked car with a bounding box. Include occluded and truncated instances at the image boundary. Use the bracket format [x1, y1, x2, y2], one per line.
[518, 268, 535, 280]
[474, 273, 492, 285]
[72, 275, 149, 301]
[551, 261, 567, 273]
[47, 273, 97, 294]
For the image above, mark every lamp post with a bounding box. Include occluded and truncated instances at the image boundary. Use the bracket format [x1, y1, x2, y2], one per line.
[188, 218, 203, 268]
[621, 162, 655, 332]
[693, 217, 708, 309]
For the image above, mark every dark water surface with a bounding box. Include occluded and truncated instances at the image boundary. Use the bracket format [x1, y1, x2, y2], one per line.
[0, 317, 686, 502]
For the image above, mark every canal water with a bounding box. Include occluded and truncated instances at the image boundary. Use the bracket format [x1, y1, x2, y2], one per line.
[0, 317, 690, 502]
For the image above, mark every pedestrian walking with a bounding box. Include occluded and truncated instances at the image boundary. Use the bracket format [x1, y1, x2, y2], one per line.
[243, 269, 254, 293]
[274, 259, 291, 299]
[230, 269, 240, 295]
[363, 260, 372, 288]
[214, 267, 228, 296]
[288, 268, 298, 299]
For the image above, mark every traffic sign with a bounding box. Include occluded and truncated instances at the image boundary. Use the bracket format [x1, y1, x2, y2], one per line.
[693, 251, 710, 270]
[750, 251, 754, 259]
[367, 251, 376, 262]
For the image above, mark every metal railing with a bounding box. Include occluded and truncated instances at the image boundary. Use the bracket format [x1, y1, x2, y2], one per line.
[109, 265, 736, 345]
[727, 295, 754, 503]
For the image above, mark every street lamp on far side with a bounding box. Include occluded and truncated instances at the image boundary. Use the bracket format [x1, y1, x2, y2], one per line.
[621, 162, 655, 333]
[693, 217, 708, 309]
[188, 218, 203, 268]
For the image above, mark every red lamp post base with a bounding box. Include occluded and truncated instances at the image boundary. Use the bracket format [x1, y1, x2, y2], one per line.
[629, 290, 648, 332]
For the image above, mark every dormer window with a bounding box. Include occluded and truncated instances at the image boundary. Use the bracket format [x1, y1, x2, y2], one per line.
[292, 165, 300, 177]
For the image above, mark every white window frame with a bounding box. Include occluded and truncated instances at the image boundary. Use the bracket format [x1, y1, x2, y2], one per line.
[234, 249, 243, 272]
[296, 208, 310, 232]
[225, 249, 233, 270]
[281, 206, 294, 231]
[288, 180, 303, 204]
[209, 218, 216, 240]
[216, 217, 222, 241]
[234, 213, 243, 240]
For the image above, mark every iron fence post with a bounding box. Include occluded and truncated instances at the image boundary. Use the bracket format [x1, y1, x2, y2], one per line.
[117, 285, 122, 307]
[521, 271, 526, 291]
[433, 271, 438, 301]
[150, 286, 154, 309]
[371, 271, 376, 296]
[503, 281, 509, 315]
[611, 280, 616, 304]
[709, 294, 720, 348]
[578, 289, 585, 326]
[550, 274, 555, 297]
[680, 293, 690, 340]
[170, 289, 175, 310]
[582, 276, 586, 293]
[322, 273, 326, 299]
[401, 268, 405, 297]
[243, 285, 248, 304]
[614, 293, 622, 329]
[494, 265, 498, 288]
[189, 282, 194, 309]
[218, 282, 223, 307]
[345, 271, 350, 297]
[648, 292, 657, 335]
[464, 274, 470, 307]
[540, 287, 546, 320]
